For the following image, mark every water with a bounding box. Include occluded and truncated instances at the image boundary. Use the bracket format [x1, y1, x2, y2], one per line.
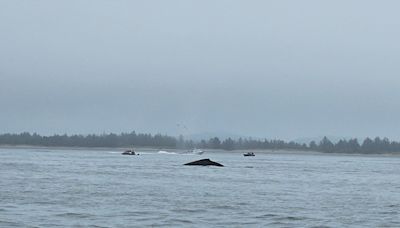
[1, 148, 400, 227]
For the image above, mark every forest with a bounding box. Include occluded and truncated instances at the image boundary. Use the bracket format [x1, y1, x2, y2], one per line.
[0, 132, 399, 154]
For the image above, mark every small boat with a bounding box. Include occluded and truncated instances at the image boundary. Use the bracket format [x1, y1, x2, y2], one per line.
[122, 149, 137, 155]
[243, 152, 255, 157]
[182, 149, 204, 155]
[190, 149, 204, 155]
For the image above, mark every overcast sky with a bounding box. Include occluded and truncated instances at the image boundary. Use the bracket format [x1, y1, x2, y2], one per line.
[1, 0, 400, 140]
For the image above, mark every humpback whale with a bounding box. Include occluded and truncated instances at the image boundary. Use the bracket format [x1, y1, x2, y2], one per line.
[184, 159, 224, 167]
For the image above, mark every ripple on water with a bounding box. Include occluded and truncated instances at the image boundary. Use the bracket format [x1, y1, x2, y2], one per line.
[274, 215, 309, 221]
[166, 218, 194, 225]
[37, 223, 65, 228]
[310, 226, 332, 228]
[210, 205, 236, 210]
[55, 212, 94, 219]
[254, 213, 279, 219]
[388, 204, 399, 208]
[170, 208, 208, 213]
[0, 220, 25, 227]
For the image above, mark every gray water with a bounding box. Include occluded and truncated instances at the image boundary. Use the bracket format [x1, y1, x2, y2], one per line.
[1, 148, 399, 227]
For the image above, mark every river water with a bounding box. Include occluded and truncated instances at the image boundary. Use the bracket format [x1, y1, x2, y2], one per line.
[1, 148, 399, 227]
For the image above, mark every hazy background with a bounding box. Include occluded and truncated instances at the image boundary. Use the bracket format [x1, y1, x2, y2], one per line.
[1, 0, 400, 140]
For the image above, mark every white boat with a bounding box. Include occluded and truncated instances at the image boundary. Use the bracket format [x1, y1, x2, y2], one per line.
[189, 149, 204, 155]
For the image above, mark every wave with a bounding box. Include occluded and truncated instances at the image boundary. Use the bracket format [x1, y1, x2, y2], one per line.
[55, 212, 94, 218]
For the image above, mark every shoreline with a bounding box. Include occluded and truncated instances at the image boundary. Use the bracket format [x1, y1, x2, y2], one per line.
[1, 145, 400, 156]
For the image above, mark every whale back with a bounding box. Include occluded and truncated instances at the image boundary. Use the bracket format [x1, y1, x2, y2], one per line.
[184, 159, 224, 167]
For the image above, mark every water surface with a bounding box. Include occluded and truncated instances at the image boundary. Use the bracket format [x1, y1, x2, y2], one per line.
[1, 148, 399, 227]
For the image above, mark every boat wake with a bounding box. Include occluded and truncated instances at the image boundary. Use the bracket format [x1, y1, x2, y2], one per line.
[157, 151, 177, 155]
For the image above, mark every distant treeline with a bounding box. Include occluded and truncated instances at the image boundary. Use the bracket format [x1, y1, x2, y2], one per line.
[0, 132, 399, 154]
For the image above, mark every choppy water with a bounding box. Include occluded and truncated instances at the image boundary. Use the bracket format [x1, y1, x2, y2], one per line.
[1, 148, 400, 227]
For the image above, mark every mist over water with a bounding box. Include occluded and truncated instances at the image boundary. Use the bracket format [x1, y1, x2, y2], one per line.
[1, 1, 400, 139]
[1, 148, 399, 227]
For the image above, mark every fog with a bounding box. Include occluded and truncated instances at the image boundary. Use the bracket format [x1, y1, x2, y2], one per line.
[1, 0, 400, 140]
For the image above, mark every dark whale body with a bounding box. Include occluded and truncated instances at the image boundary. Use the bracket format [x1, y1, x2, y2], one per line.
[184, 159, 224, 167]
